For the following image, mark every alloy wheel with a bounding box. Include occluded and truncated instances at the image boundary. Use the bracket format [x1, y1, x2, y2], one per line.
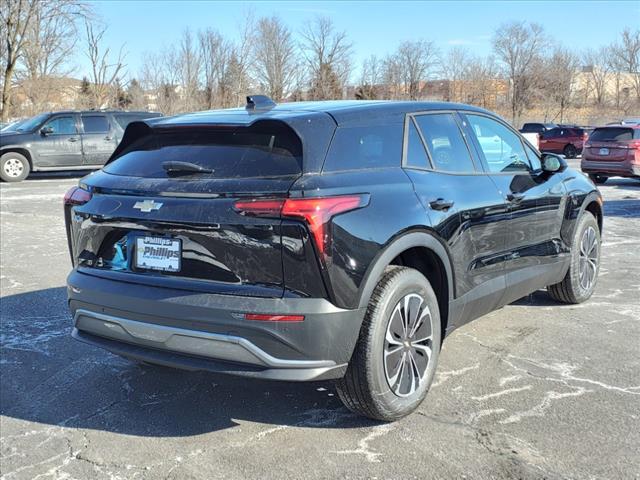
[578, 226, 598, 292]
[383, 293, 433, 397]
[3, 158, 24, 178]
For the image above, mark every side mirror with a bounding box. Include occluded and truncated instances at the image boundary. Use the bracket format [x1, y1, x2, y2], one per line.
[541, 153, 567, 173]
[40, 126, 53, 136]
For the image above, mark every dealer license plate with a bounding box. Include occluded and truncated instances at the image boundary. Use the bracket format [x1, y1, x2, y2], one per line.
[135, 236, 181, 272]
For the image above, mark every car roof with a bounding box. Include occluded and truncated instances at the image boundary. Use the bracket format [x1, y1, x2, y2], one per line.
[148, 100, 495, 128]
[595, 124, 640, 129]
[40, 110, 160, 115]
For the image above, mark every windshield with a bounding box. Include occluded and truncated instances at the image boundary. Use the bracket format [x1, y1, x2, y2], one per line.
[15, 113, 50, 132]
[104, 123, 303, 179]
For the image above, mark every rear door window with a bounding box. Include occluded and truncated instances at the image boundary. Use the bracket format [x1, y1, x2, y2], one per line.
[413, 113, 475, 173]
[589, 128, 634, 142]
[323, 125, 402, 172]
[82, 115, 110, 133]
[104, 123, 303, 178]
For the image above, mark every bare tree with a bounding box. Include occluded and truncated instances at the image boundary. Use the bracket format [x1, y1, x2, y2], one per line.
[198, 28, 231, 109]
[444, 46, 471, 102]
[84, 19, 126, 108]
[253, 16, 297, 101]
[178, 28, 201, 111]
[356, 55, 382, 99]
[466, 56, 501, 109]
[492, 21, 546, 124]
[395, 40, 439, 100]
[126, 78, 146, 110]
[1, 0, 38, 120]
[226, 11, 256, 108]
[382, 55, 403, 100]
[300, 16, 353, 100]
[610, 28, 640, 101]
[18, 0, 88, 115]
[582, 48, 611, 106]
[543, 47, 578, 122]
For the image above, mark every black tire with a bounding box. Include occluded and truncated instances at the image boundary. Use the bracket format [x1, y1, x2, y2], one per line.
[563, 144, 577, 159]
[336, 266, 441, 421]
[547, 212, 600, 304]
[588, 174, 608, 185]
[0, 152, 30, 182]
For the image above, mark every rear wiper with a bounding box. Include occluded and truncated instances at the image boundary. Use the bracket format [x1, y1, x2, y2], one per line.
[162, 161, 214, 175]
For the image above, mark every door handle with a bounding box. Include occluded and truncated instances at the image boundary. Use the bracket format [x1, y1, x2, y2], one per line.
[104, 136, 113, 141]
[429, 198, 455, 211]
[68, 137, 78, 142]
[506, 192, 525, 203]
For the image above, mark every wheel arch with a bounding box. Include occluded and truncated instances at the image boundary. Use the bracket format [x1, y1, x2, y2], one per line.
[356, 230, 454, 337]
[0, 147, 34, 170]
[583, 198, 603, 233]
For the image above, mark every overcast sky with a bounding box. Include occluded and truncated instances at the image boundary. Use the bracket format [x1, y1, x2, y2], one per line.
[80, 0, 639, 81]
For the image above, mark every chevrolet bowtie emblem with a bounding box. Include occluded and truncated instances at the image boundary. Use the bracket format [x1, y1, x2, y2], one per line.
[133, 200, 163, 213]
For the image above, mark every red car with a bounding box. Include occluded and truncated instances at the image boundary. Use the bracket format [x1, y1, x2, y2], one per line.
[538, 126, 588, 159]
[581, 125, 640, 184]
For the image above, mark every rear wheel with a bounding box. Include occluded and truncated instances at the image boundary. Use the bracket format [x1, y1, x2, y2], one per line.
[336, 266, 441, 421]
[0, 152, 30, 182]
[588, 174, 608, 185]
[563, 144, 577, 159]
[547, 212, 600, 304]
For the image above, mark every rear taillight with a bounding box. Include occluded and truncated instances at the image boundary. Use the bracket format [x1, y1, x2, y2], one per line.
[63, 186, 92, 206]
[628, 140, 640, 150]
[234, 194, 370, 257]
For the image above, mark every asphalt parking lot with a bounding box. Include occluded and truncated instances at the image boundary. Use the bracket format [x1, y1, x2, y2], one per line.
[1, 163, 639, 480]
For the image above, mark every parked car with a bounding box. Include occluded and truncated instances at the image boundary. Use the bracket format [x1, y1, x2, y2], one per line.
[519, 122, 558, 135]
[64, 97, 603, 421]
[0, 110, 161, 182]
[581, 124, 640, 183]
[538, 126, 588, 158]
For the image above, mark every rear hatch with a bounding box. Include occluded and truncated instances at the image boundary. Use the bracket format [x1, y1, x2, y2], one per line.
[66, 121, 307, 297]
[584, 127, 637, 161]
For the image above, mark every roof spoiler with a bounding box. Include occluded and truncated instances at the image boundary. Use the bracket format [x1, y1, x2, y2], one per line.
[246, 95, 276, 111]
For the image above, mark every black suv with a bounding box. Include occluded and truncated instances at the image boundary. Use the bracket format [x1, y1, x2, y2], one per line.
[64, 98, 603, 421]
[0, 110, 161, 182]
[519, 122, 557, 134]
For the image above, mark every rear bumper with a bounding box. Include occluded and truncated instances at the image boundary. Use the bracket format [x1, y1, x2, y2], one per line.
[581, 158, 640, 177]
[67, 270, 365, 381]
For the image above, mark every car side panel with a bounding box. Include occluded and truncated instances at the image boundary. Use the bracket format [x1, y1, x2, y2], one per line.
[289, 168, 428, 310]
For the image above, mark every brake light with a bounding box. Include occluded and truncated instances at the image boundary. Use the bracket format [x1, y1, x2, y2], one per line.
[63, 186, 92, 206]
[628, 140, 640, 150]
[234, 194, 370, 257]
[244, 313, 304, 322]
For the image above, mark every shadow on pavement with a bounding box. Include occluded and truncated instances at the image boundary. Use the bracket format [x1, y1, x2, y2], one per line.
[603, 199, 640, 218]
[0, 287, 378, 437]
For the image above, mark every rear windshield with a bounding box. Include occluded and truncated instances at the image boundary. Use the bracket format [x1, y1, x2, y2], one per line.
[589, 127, 637, 142]
[104, 123, 302, 178]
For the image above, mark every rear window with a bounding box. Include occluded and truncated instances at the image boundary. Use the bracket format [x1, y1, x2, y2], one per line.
[589, 127, 637, 142]
[114, 113, 158, 129]
[104, 123, 302, 178]
[82, 115, 110, 133]
[322, 125, 402, 172]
